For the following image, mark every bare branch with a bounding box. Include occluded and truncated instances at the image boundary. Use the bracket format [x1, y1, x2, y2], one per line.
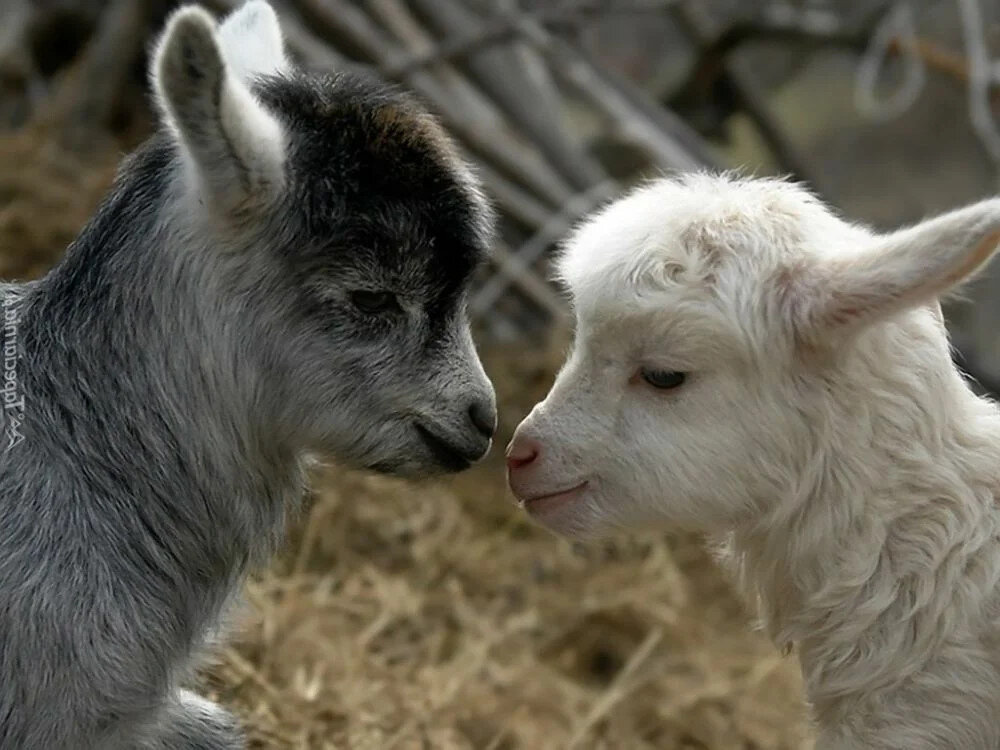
[482, 240, 571, 323]
[367, 0, 551, 210]
[383, 0, 680, 78]
[472, 160, 554, 229]
[516, 16, 715, 171]
[470, 180, 617, 318]
[291, 0, 577, 207]
[409, 0, 610, 191]
[671, 1, 826, 191]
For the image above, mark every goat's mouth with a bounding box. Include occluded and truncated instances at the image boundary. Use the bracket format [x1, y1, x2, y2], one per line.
[519, 482, 589, 517]
[414, 423, 480, 472]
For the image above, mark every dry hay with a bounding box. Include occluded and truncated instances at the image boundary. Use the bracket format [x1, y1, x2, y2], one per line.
[0, 129, 118, 279]
[204, 345, 811, 750]
[0, 13, 153, 282]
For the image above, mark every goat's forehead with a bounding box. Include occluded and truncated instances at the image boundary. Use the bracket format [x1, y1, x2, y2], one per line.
[335, 209, 484, 277]
[256, 73, 493, 282]
[568, 291, 747, 367]
[557, 175, 835, 305]
[257, 74, 486, 214]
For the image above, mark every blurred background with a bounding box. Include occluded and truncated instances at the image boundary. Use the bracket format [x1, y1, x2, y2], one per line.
[1, 0, 998, 747]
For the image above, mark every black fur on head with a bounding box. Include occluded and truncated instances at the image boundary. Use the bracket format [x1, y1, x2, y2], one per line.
[255, 70, 493, 325]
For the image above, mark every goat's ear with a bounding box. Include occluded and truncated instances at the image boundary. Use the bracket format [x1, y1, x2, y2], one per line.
[152, 5, 285, 213]
[787, 199, 1000, 341]
[217, 1, 288, 83]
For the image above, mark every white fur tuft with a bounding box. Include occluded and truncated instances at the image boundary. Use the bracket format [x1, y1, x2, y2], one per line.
[216, 0, 288, 82]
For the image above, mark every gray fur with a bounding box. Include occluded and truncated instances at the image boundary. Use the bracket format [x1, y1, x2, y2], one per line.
[0, 3, 495, 748]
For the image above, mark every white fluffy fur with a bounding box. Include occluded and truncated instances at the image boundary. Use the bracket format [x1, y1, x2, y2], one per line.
[216, 0, 288, 82]
[152, 2, 286, 212]
[508, 173, 1000, 749]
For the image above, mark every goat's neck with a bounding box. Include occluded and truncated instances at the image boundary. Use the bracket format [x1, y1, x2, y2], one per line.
[727, 376, 1000, 715]
[18, 150, 305, 567]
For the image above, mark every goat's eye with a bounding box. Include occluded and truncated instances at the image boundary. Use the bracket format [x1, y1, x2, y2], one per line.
[350, 290, 400, 314]
[640, 368, 686, 390]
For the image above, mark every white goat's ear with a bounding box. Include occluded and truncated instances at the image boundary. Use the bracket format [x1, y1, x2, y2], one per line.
[789, 199, 1000, 340]
[152, 5, 285, 213]
[217, 1, 288, 83]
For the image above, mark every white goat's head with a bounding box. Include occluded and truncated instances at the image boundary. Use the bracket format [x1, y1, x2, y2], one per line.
[508, 174, 1000, 537]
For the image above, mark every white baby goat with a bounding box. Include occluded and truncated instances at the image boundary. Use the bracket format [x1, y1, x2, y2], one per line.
[507, 174, 1000, 749]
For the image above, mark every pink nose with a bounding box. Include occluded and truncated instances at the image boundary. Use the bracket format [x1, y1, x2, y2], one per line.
[505, 434, 540, 471]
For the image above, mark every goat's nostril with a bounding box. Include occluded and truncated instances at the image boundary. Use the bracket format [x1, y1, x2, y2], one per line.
[468, 399, 497, 439]
[505, 436, 539, 471]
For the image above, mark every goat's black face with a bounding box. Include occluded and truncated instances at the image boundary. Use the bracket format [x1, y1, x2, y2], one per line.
[249, 73, 497, 476]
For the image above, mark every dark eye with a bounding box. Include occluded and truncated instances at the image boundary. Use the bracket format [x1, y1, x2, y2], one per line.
[640, 368, 686, 390]
[350, 290, 400, 314]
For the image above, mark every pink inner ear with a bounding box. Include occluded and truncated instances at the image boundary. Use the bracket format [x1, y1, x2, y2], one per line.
[774, 260, 886, 347]
[834, 227, 1000, 327]
[774, 262, 836, 337]
[826, 300, 862, 327]
[794, 227, 1000, 340]
[945, 228, 1000, 289]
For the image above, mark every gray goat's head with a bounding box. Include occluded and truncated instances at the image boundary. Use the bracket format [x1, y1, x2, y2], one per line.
[150, 2, 496, 475]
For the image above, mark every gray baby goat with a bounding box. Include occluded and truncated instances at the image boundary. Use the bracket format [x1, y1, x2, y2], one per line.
[0, 3, 497, 748]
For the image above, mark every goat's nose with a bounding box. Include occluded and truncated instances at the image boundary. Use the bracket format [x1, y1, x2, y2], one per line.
[505, 434, 540, 471]
[468, 398, 497, 439]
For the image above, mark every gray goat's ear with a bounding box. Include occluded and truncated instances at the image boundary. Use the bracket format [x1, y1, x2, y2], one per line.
[217, 1, 288, 83]
[152, 4, 285, 213]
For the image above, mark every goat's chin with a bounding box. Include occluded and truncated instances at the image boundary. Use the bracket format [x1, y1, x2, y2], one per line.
[353, 450, 450, 480]
[523, 489, 616, 539]
[524, 487, 701, 539]
[311, 417, 489, 479]
[356, 442, 477, 480]
[367, 460, 463, 480]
